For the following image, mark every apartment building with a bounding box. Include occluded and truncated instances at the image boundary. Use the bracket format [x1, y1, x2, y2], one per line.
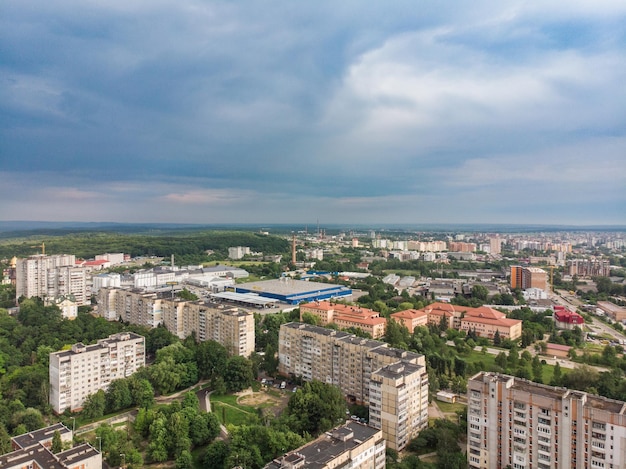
[567, 258, 611, 277]
[278, 323, 428, 451]
[448, 242, 477, 252]
[97, 288, 254, 356]
[1, 423, 101, 469]
[300, 301, 387, 338]
[49, 332, 145, 413]
[468, 372, 626, 469]
[370, 361, 429, 451]
[15, 254, 90, 306]
[510, 266, 548, 291]
[264, 421, 385, 469]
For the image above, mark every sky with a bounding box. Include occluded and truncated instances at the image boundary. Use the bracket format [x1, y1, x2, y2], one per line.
[1, 1, 625, 226]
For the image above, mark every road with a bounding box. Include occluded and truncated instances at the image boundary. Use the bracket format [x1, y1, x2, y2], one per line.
[553, 289, 626, 342]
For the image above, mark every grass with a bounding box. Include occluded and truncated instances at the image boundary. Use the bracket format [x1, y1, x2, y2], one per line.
[210, 394, 260, 426]
[436, 401, 466, 415]
[211, 401, 256, 426]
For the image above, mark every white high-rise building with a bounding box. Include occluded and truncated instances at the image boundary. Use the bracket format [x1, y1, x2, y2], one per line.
[49, 332, 145, 414]
[16, 254, 90, 305]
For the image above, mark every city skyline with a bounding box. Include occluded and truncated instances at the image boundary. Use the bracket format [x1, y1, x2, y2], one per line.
[1, 1, 625, 225]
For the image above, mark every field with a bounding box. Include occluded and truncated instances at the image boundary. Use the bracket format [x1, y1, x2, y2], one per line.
[210, 389, 288, 426]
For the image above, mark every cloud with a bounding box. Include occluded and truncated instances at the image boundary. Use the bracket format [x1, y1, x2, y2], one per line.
[0, 1, 625, 224]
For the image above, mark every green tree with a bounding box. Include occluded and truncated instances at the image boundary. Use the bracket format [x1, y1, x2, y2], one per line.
[283, 381, 346, 436]
[196, 340, 229, 380]
[493, 330, 501, 346]
[532, 355, 543, 383]
[51, 430, 62, 453]
[106, 379, 132, 413]
[82, 390, 106, 419]
[129, 377, 155, 409]
[301, 312, 321, 326]
[0, 424, 12, 455]
[471, 284, 489, 301]
[224, 356, 254, 393]
[550, 362, 562, 386]
[189, 412, 220, 447]
[175, 449, 194, 469]
[203, 440, 230, 469]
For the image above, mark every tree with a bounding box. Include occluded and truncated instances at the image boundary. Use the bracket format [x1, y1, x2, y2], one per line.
[203, 440, 230, 469]
[189, 412, 220, 446]
[224, 356, 254, 393]
[471, 284, 489, 302]
[493, 330, 501, 346]
[301, 312, 321, 326]
[106, 379, 132, 413]
[129, 377, 155, 409]
[284, 381, 347, 436]
[550, 362, 562, 386]
[495, 352, 508, 370]
[196, 340, 228, 379]
[82, 390, 106, 419]
[51, 430, 63, 453]
[532, 355, 543, 384]
[175, 449, 194, 469]
[0, 424, 12, 455]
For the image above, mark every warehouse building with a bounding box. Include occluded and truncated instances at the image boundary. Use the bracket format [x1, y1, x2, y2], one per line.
[234, 278, 352, 305]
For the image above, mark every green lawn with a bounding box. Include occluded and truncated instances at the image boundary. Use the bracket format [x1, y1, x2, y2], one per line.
[436, 401, 466, 415]
[211, 401, 257, 426]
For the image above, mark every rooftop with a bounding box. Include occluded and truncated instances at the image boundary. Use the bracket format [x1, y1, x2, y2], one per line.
[12, 423, 71, 450]
[263, 422, 381, 469]
[237, 278, 348, 296]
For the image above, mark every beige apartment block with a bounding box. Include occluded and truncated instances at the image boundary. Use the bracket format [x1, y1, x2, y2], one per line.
[49, 332, 145, 414]
[264, 421, 385, 469]
[370, 361, 429, 451]
[97, 288, 254, 356]
[279, 322, 428, 451]
[468, 372, 626, 469]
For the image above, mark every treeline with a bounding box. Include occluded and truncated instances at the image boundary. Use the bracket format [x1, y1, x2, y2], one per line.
[0, 230, 289, 261]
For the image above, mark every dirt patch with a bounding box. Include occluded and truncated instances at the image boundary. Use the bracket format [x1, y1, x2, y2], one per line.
[237, 390, 290, 417]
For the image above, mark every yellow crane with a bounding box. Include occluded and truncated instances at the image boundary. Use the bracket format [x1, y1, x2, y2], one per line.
[31, 242, 45, 255]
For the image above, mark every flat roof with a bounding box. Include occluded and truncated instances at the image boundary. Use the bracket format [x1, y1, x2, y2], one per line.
[264, 422, 381, 469]
[586, 395, 626, 414]
[236, 278, 348, 296]
[0, 444, 63, 469]
[210, 291, 279, 306]
[12, 423, 71, 449]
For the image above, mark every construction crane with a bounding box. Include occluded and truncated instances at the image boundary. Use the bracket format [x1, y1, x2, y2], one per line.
[31, 242, 45, 255]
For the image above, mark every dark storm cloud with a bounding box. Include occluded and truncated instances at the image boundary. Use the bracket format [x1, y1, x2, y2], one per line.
[1, 0, 625, 224]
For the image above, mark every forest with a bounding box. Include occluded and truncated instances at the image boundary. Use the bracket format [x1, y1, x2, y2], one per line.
[0, 230, 290, 265]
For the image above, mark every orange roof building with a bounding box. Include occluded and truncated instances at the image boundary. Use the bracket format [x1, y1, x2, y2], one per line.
[300, 301, 387, 338]
[390, 309, 428, 332]
[417, 302, 522, 341]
